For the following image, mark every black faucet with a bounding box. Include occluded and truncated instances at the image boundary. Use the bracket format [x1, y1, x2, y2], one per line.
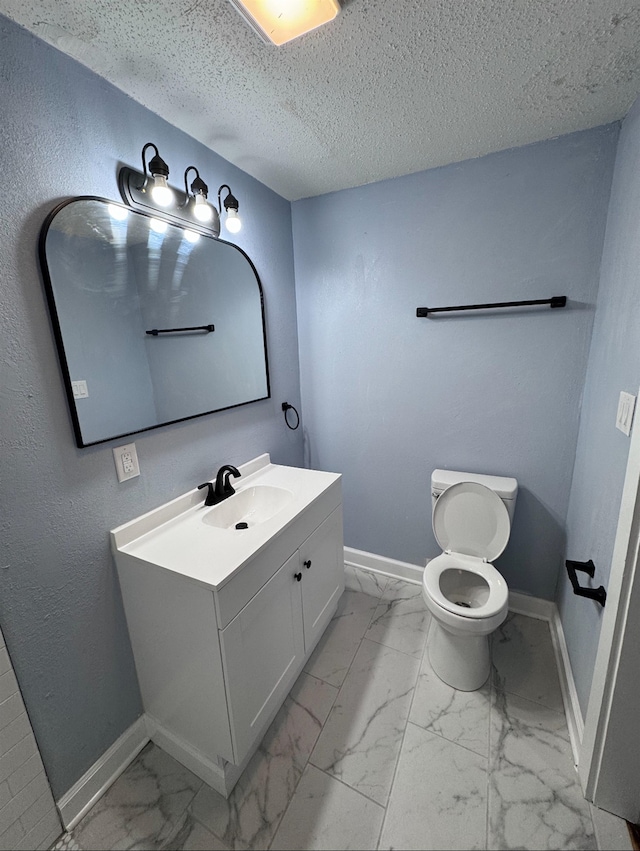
[198, 465, 241, 506]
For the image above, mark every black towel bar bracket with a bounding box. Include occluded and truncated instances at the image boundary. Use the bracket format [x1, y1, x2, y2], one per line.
[146, 324, 215, 336]
[416, 296, 566, 317]
[565, 559, 606, 607]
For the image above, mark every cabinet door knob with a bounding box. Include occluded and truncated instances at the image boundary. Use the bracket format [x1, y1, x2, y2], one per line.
[294, 572, 302, 582]
[304, 559, 312, 569]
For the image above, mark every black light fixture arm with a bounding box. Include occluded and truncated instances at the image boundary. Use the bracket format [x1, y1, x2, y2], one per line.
[141, 142, 169, 182]
[184, 165, 209, 199]
[218, 183, 239, 213]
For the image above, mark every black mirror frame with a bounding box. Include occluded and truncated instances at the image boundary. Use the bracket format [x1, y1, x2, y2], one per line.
[38, 195, 271, 448]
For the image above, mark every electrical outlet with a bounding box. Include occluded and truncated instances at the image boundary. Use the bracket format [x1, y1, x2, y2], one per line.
[113, 443, 140, 482]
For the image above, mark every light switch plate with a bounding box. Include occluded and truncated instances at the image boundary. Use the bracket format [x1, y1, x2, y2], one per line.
[113, 443, 140, 482]
[72, 380, 89, 399]
[616, 391, 636, 436]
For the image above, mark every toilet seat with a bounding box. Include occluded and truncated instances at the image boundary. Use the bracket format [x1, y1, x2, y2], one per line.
[424, 552, 508, 619]
[432, 481, 510, 561]
[426, 481, 510, 619]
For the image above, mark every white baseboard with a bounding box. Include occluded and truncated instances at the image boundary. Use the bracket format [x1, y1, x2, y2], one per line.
[57, 716, 149, 830]
[344, 546, 424, 584]
[508, 590, 555, 620]
[144, 715, 234, 797]
[346, 548, 584, 766]
[549, 606, 584, 766]
[508, 591, 584, 764]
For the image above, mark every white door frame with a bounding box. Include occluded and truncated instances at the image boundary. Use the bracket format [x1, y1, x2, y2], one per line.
[578, 385, 640, 822]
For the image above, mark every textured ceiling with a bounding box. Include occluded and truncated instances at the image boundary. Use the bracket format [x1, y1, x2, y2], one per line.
[2, 0, 640, 200]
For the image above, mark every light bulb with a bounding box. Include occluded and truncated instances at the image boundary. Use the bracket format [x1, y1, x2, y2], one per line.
[108, 203, 128, 221]
[151, 175, 173, 207]
[225, 208, 242, 233]
[193, 195, 213, 222]
[149, 218, 168, 234]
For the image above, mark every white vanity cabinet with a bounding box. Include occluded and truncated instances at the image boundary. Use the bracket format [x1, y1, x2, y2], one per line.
[298, 509, 344, 648]
[220, 508, 343, 764]
[111, 455, 343, 797]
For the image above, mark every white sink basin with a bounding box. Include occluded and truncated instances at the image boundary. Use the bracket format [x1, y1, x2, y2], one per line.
[111, 454, 342, 591]
[202, 485, 294, 530]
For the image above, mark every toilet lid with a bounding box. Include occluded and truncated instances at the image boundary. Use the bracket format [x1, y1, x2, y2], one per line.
[433, 481, 510, 561]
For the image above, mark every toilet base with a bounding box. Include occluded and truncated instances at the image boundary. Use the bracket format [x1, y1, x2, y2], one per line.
[427, 620, 491, 691]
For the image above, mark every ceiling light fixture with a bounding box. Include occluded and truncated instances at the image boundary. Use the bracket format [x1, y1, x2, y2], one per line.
[218, 185, 242, 233]
[228, 0, 340, 46]
[141, 143, 173, 207]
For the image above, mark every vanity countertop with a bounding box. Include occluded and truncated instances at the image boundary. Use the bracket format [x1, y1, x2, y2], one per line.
[110, 454, 341, 592]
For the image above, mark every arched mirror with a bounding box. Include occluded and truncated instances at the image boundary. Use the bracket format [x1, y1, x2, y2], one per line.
[40, 197, 270, 447]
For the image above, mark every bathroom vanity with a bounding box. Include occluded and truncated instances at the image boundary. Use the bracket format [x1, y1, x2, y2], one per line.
[110, 454, 343, 796]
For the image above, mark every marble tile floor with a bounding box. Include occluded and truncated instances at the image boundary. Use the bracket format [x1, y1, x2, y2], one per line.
[52, 566, 611, 851]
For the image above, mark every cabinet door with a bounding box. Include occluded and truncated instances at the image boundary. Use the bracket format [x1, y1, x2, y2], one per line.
[299, 507, 345, 651]
[219, 552, 305, 764]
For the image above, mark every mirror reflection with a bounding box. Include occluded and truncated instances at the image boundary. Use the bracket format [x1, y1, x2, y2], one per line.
[40, 198, 270, 447]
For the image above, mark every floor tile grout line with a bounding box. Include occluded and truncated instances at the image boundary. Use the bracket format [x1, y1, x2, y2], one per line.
[161, 782, 206, 850]
[305, 594, 382, 693]
[186, 664, 345, 851]
[268, 584, 383, 850]
[493, 682, 568, 716]
[268, 666, 345, 848]
[375, 609, 429, 850]
[373, 718, 417, 851]
[407, 716, 491, 762]
[361, 632, 428, 661]
[486, 664, 496, 851]
[271, 764, 388, 851]
[269, 583, 385, 851]
[188, 802, 233, 850]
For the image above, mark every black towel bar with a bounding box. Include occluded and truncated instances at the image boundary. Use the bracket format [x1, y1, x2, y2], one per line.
[416, 296, 566, 317]
[565, 559, 606, 607]
[146, 324, 215, 336]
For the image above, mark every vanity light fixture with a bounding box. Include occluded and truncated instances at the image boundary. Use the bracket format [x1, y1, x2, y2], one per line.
[182, 166, 218, 225]
[141, 143, 173, 207]
[118, 149, 244, 240]
[228, 0, 340, 46]
[218, 184, 242, 234]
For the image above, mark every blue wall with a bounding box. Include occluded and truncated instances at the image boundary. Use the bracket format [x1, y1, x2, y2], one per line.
[292, 127, 618, 600]
[559, 95, 640, 716]
[0, 14, 303, 798]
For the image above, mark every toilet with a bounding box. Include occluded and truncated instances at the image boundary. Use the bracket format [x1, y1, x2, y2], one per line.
[422, 470, 518, 691]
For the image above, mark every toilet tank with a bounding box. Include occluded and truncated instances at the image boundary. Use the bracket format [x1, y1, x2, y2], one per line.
[431, 469, 518, 523]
